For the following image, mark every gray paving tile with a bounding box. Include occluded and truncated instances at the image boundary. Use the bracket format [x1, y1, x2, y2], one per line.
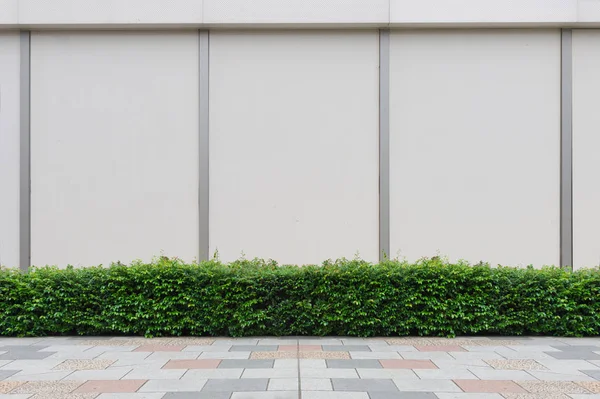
[0, 370, 19, 380]
[369, 393, 436, 399]
[0, 351, 54, 360]
[231, 393, 297, 399]
[219, 360, 274, 368]
[582, 369, 600, 380]
[230, 345, 278, 352]
[547, 351, 600, 360]
[332, 379, 397, 392]
[326, 360, 381, 369]
[0, 346, 49, 351]
[163, 393, 231, 399]
[202, 378, 268, 392]
[322, 346, 371, 352]
[302, 392, 369, 399]
[552, 345, 600, 352]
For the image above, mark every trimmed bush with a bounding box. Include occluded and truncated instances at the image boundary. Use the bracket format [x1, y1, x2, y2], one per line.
[1, 257, 599, 337]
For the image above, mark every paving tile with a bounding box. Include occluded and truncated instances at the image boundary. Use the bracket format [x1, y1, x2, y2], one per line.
[162, 359, 220, 369]
[6, 370, 74, 381]
[0, 370, 18, 380]
[74, 380, 147, 393]
[276, 359, 301, 369]
[435, 394, 504, 399]
[414, 369, 478, 380]
[29, 394, 98, 399]
[162, 393, 230, 399]
[182, 345, 232, 352]
[12, 381, 84, 394]
[230, 346, 277, 352]
[468, 368, 537, 380]
[122, 369, 186, 380]
[547, 352, 600, 360]
[258, 339, 298, 346]
[267, 378, 297, 390]
[201, 378, 268, 391]
[515, 381, 590, 394]
[552, 346, 600, 353]
[400, 352, 454, 361]
[96, 394, 165, 399]
[0, 380, 25, 393]
[415, 346, 465, 352]
[494, 348, 554, 360]
[380, 359, 437, 369]
[508, 346, 561, 353]
[138, 379, 208, 392]
[583, 370, 600, 380]
[301, 392, 369, 399]
[0, 395, 31, 399]
[537, 360, 600, 371]
[133, 346, 184, 353]
[218, 360, 274, 369]
[575, 381, 600, 393]
[301, 378, 333, 390]
[2, 360, 65, 370]
[54, 359, 116, 370]
[432, 359, 491, 370]
[242, 368, 297, 378]
[502, 394, 570, 399]
[64, 369, 131, 380]
[370, 393, 437, 399]
[393, 380, 461, 392]
[96, 353, 151, 362]
[300, 352, 350, 360]
[145, 353, 201, 362]
[326, 360, 380, 369]
[349, 352, 400, 360]
[230, 393, 297, 399]
[297, 339, 344, 346]
[0, 351, 54, 360]
[322, 346, 371, 352]
[368, 345, 417, 352]
[301, 369, 358, 379]
[485, 360, 547, 370]
[453, 380, 527, 393]
[181, 369, 244, 379]
[331, 378, 397, 392]
[300, 345, 324, 351]
[356, 369, 417, 379]
[212, 339, 259, 346]
[570, 395, 600, 399]
[200, 352, 249, 360]
[450, 352, 505, 361]
[527, 370, 595, 381]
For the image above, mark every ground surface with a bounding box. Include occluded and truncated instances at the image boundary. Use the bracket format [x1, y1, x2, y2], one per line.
[1, 337, 600, 398]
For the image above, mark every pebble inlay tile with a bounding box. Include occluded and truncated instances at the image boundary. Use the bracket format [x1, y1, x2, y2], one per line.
[53, 359, 116, 370]
[31, 394, 99, 399]
[12, 381, 84, 394]
[299, 351, 351, 359]
[502, 394, 570, 399]
[0, 381, 25, 393]
[576, 381, 600, 393]
[486, 360, 548, 370]
[516, 381, 591, 394]
[250, 351, 296, 359]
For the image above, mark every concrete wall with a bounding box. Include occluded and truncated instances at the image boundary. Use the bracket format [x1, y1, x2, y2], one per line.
[2, 0, 600, 26]
[209, 31, 379, 264]
[30, 32, 200, 267]
[389, 30, 561, 267]
[0, 32, 20, 268]
[573, 30, 600, 269]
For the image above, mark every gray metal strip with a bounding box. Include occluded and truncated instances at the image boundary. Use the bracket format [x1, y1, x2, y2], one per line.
[19, 31, 31, 272]
[199, 31, 210, 262]
[379, 29, 390, 262]
[560, 29, 573, 269]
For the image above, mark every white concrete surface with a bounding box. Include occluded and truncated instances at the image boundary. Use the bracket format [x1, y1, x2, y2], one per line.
[30, 32, 200, 267]
[0, 32, 20, 268]
[389, 30, 561, 267]
[572, 29, 600, 269]
[209, 31, 379, 264]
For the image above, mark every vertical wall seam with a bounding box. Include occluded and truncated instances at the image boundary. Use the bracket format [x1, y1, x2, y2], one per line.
[199, 30, 210, 262]
[19, 31, 31, 272]
[560, 29, 573, 268]
[379, 29, 390, 261]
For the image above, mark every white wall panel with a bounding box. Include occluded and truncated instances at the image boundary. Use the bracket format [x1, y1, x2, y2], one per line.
[31, 32, 199, 267]
[573, 30, 600, 269]
[204, 0, 389, 24]
[210, 31, 379, 264]
[390, 0, 577, 23]
[390, 30, 560, 267]
[0, 0, 17, 25]
[0, 32, 20, 268]
[18, 0, 203, 24]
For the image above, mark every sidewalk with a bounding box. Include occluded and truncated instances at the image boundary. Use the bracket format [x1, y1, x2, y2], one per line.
[1, 336, 600, 398]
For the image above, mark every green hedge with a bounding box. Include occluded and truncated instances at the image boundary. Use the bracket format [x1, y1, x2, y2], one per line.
[1, 257, 599, 337]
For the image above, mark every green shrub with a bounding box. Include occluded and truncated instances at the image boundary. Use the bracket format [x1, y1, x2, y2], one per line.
[1, 257, 599, 337]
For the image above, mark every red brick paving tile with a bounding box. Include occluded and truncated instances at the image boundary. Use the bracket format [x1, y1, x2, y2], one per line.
[278, 345, 322, 351]
[415, 345, 466, 352]
[74, 380, 147, 393]
[162, 359, 221, 369]
[133, 345, 185, 352]
[454, 380, 527, 393]
[379, 359, 438, 369]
